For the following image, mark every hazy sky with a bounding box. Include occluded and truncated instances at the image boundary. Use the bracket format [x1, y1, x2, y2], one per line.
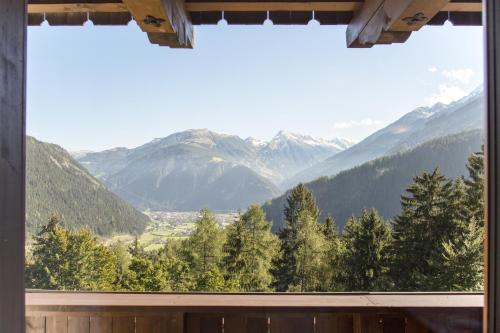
[27, 21, 483, 151]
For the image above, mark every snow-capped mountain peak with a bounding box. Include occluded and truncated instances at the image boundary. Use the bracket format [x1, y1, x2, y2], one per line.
[266, 131, 354, 150]
[245, 136, 266, 148]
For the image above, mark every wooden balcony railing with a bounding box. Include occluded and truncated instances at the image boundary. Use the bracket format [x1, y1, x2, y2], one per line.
[25, 291, 483, 332]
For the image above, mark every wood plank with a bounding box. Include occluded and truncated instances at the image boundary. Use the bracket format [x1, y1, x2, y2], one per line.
[224, 315, 268, 333]
[185, 2, 362, 12]
[28, 3, 128, 13]
[46, 317, 68, 333]
[163, 313, 184, 333]
[224, 316, 246, 333]
[346, 0, 450, 47]
[185, 315, 222, 333]
[353, 314, 362, 333]
[26, 316, 46, 333]
[90, 317, 112, 333]
[185, 315, 200, 333]
[405, 316, 428, 333]
[360, 313, 381, 333]
[112, 317, 135, 333]
[136, 316, 162, 333]
[441, 2, 482, 13]
[0, 2, 26, 333]
[316, 313, 354, 333]
[68, 317, 89, 333]
[25, 292, 483, 309]
[26, 2, 482, 14]
[200, 317, 222, 333]
[270, 314, 314, 333]
[380, 316, 405, 333]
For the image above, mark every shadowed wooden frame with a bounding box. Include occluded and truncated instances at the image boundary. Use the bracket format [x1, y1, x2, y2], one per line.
[0, 1, 496, 332]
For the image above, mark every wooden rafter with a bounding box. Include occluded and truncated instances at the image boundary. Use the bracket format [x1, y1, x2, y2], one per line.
[122, 0, 193, 48]
[25, 1, 481, 47]
[346, 0, 452, 48]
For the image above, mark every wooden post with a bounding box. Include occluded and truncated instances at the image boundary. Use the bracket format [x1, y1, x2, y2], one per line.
[485, 0, 499, 332]
[0, 1, 27, 333]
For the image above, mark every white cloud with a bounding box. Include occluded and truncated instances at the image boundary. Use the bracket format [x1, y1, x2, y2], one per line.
[443, 68, 474, 84]
[333, 118, 384, 129]
[428, 66, 438, 73]
[426, 84, 466, 105]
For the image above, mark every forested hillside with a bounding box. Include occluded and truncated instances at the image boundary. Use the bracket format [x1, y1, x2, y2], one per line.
[263, 130, 483, 232]
[26, 136, 150, 236]
[27, 156, 484, 292]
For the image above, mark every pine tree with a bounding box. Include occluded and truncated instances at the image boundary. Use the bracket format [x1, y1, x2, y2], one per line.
[26, 215, 70, 289]
[342, 209, 392, 291]
[272, 184, 321, 291]
[26, 215, 117, 291]
[196, 267, 226, 291]
[391, 169, 450, 290]
[125, 244, 168, 291]
[183, 209, 225, 291]
[289, 211, 327, 292]
[158, 240, 195, 291]
[322, 215, 336, 240]
[67, 228, 117, 290]
[320, 215, 346, 291]
[390, 168, 483, 291]
[109, 242, 131, 290]
[223, 212, 245, 288]
[433, 151, 484, 291]
[223, 205, 278, 291]
[465, 148, 485, 226]
[284, 183, 320, 225]
[438, 220, 484, 291]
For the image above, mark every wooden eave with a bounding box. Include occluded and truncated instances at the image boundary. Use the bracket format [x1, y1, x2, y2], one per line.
[26, 1, 483, 47]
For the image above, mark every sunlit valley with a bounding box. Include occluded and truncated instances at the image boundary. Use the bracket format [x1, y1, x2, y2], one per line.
[25, 87, 485, 292]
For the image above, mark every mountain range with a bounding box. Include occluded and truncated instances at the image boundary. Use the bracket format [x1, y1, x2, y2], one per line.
[75, 87, 483, 213]
[26, 136, 150, 236]
[76, 130, 353, 211]
[285, 86, 484, 187]
[263, 129, 484, 232]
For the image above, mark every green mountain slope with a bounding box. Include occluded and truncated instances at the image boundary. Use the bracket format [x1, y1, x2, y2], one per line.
[263, 130, 483, 233]
[26, 136, 150, 236]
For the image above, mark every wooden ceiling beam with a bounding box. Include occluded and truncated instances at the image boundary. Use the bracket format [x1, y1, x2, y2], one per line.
[442, 2, 482, 12]
[185, 1, 362, 12]
[346, 0, 451, 48]
[27, 2, 483, 14]
[28, 3, 128, 13]
[122, 0, 193, 48]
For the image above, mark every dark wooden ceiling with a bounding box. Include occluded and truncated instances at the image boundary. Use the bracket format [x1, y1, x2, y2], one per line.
[26, 0, 483, 48]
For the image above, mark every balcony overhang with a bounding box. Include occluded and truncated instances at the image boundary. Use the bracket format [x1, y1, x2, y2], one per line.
[27, 0, 483, 48]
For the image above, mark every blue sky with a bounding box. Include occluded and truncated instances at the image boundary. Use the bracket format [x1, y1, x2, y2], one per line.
[27, 21, 483, 151]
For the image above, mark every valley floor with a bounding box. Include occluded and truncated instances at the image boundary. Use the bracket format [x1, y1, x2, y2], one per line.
[108, 211, 239, 251]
